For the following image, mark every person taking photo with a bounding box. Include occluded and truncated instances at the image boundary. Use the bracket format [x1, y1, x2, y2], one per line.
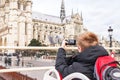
[55, 31, 109, 80]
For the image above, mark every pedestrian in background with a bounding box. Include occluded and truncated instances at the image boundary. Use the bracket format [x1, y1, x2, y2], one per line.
[17, 54, 20, 66]
[4, 55, 8, 66]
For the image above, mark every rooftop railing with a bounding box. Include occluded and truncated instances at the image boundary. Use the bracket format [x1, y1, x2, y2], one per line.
[0, 46, 120, 80]
[0, 46, 120, 50]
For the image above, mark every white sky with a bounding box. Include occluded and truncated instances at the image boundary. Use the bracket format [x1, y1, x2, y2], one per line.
[32, 0, 120, 41]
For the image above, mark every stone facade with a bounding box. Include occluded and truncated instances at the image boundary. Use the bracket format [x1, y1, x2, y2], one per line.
[32, 12, 86, 46]
[0, 0, 86, 53]
[0, 0, 33, 53]
[32, 0, 86, 46]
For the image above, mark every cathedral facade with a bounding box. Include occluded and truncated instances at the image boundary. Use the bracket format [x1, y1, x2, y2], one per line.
[0, 0, 86, 53]
[32, 12, 86, 46]
[32, 0, 87, 46]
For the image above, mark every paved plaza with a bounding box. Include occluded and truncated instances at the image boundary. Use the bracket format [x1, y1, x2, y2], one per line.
[20, 59, 55, 80]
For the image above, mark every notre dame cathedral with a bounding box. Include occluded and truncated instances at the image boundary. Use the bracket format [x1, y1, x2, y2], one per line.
[0, 0, 87, 53]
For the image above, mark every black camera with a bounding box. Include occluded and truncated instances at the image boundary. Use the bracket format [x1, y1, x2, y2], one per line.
[66, 39, 76, 45]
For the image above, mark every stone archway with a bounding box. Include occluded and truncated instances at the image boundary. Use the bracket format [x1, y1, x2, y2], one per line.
[0, 38, 2, 46]
[4, 38, 7, 46]
[0, 38, 2, 53]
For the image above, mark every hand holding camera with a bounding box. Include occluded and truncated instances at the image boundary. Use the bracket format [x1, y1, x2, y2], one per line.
[61, 39, 67, 48]
[61, 39, 76, 48]
[65, 39, 76, 45]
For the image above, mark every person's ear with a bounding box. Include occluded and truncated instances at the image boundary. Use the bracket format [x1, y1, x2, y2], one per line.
[77, 46, 82, 52]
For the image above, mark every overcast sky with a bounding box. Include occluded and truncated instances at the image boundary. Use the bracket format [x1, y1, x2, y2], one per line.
[32, 0, 120, 41]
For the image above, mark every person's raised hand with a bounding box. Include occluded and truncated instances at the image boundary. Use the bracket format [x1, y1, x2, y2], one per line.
[61, 39, 67, 49]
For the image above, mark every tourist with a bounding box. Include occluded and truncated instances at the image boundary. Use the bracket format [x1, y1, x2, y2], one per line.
[55, 31, 109, 80]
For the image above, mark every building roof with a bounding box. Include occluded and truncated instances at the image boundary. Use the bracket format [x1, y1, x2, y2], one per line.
[32, 12, 61, 24]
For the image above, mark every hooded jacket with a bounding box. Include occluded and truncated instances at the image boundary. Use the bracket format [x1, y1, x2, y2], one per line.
[55, 45, 109, 80]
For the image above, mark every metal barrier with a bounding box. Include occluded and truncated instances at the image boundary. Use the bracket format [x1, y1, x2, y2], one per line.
[0, 46, 77, 50]
[0, 46, 120, 50]
[0, 46, 120, 80]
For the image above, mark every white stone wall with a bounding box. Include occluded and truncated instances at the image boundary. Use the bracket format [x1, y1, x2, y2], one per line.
[0, 0, 33, 53]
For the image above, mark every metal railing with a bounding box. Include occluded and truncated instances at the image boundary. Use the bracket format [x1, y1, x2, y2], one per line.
[0, 46, 120, 50]
[0, 46, 120, 80]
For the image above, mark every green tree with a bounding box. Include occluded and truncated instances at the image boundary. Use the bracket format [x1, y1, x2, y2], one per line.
[28, 39, 42, 46]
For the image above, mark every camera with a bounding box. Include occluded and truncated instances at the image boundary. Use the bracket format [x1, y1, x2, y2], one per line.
[66, 39, 76, 45]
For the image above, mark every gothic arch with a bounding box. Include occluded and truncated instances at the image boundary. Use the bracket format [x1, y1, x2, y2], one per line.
[0, 38, 2, 46]
[4, 37, 7, 46]
[5, 0, 9, 3]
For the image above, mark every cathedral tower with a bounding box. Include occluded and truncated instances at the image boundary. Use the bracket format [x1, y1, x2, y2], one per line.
[60, 0, 66, 23]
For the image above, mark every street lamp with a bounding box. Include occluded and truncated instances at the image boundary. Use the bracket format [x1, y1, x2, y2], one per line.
[108, 26, 113, 50]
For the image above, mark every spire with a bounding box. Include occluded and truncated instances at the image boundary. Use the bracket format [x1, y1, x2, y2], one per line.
[60, 0, 66, 23]
[81, 11, 83, 21]
[71, 9, 73, 15]
[71, 9, 74, 18]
